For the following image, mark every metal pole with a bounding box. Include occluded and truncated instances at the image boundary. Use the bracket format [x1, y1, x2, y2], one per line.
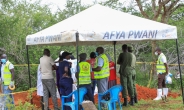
[113, 41, 117, 84]
[113, 41, 117, 69]
[176, 39, 184, 104]
[76, 32, 80, 109]
[26, 45, 31, 89]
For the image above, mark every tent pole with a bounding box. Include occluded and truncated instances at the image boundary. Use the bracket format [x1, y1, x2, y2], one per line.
[113, 42, 117, 67]
[113, 41, 117, 84]
[175, 39, 184, 104]
[26, 45, 31, 89]
[75, 32, 80, 108]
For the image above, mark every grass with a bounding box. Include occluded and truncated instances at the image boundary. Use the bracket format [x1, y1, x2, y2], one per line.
[121, 96, 184, 110]
[95, 96, 184, 110]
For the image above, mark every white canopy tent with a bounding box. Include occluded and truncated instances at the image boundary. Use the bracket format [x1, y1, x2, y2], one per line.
[26, 4, 177, 46]
[25, 4, 184, 105]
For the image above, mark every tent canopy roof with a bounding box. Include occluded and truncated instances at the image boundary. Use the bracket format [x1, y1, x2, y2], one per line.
[26, 4, 177, 46]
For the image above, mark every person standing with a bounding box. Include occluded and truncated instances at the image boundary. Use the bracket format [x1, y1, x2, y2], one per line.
[0, 59, 2, 93]
[153, 47, 168, 101]
[1, 54, 15, 110]
[55, 51, 64, 92]
[128, 46, 138, 103]
[40, 49, 59, 110]
[92, 47, 109, 97]
[106, 54, 116, 89]
[58, 51, 73, 110]
[117, 44, 134, 106]
[59, 71, 73, 110]
[86, 52, 97, 96]
[67, 54, 78, 93]
[76, 53, 94, 103]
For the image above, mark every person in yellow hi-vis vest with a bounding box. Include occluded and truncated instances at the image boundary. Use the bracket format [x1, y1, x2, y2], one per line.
[75, 53, 94, 104]
[153, 47, 169, 101]
[92, 47, 110, 104]
[1, 54, 15, 110]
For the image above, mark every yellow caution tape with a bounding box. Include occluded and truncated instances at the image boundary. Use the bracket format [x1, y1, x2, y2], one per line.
[136, 62, 184, 66]
[14, 64, 39, 67]
[13, 62, 184, 67]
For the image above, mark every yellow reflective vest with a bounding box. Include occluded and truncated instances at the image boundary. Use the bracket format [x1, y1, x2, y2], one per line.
[94, 54, 109, 79]
[79, 62, 91, 85]
[156, 53, 166, 74]
[3, 61, 12, 85]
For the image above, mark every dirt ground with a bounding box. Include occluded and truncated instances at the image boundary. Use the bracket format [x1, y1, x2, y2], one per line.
[13, 77, 180, 109]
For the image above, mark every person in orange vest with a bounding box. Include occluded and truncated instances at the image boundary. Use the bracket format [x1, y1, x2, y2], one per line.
[106, 54, 117, 89]
[86, 52, 97, 96]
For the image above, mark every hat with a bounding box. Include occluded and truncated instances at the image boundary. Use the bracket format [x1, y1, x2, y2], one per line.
[62, 51, 72, 58]
[60, 51, 64, 56]
[79, 53, 87, 59]
[128, 46, 134, 51]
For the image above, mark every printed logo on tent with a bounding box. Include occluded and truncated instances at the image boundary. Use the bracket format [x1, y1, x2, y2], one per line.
[162, 29, 171, 38]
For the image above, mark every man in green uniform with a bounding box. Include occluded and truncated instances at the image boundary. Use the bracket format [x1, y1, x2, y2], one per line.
[128, 46, 138, 103]
[117, 44, 134, 106]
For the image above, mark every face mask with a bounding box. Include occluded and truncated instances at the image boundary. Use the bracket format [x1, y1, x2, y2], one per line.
[1, 59, 6, 64]
[155, 52, 158, 56]
[95, 52, 98, 56]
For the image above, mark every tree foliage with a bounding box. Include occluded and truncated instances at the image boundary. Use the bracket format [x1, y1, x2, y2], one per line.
[0, 0, 184, 91]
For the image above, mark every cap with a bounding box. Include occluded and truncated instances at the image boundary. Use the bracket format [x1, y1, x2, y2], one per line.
[128, 46, 134, 51]
[79, 53, 87, 59]
[60, 51, 64, 55]
[62, 51, 72, 58]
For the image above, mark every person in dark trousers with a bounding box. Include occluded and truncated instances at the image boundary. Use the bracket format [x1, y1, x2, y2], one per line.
[128, 46, 138, 103]
[117, 44, 134, 106]
[58, 51, 73, 110]
[86, 52, 97, 96]
[55, 51, 64, 93]
[153, 47, 169, 101]
[76, 53, 94, 103]
[59, 73, 73, 110]
[40, 49, 59, 110]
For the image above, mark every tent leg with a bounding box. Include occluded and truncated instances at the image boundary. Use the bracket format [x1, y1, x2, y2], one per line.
[113, 41, 117, 84]
[76, 32, 80, 109]
[113, 41, 117, 66]
[26, 45, 31, 89]
[175, 39, 184, 104]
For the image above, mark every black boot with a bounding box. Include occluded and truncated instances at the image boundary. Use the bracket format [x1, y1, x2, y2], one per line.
[134, 95, 138, 103]
[130, 98, 135, 106]
[122, 98, 128, 106]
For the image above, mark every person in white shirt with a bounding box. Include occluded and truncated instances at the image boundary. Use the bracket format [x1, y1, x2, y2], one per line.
[153, 47, 169, 101]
